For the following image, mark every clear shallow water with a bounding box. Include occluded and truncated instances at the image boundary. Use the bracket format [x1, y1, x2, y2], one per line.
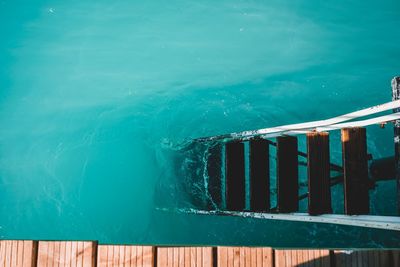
[0, 0, 400, 247]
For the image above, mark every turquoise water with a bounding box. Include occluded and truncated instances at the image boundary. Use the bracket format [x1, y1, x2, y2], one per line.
[1, 0, 400, 247]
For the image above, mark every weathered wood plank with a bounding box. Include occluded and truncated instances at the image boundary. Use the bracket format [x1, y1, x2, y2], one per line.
[334, 250, 392, 267]
[157, 247, 211, 267]
[217, 247, 272, 267]
[277, 136, 299, 213]
[225, 141, 246, 211]
[0, 240, 38, 267]
[249, 138, 270, 212]
[341, 127, 370, 215]
[307, 132, 332, 215]
[218, 247, 227, 267]
[98, 245, 153, 267]
[37, 241, 96, 267]
[275, 249, 330, 267]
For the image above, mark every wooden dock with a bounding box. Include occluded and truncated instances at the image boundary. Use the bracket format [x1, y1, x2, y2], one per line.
[1, 240, 399, 267]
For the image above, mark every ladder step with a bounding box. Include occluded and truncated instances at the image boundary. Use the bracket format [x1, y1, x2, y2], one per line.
[249, 138, 270, 212]
[225, 141, 245, 211]
[341, 127, 370, 215]
[277, 136, 299, 213]
[206, 143, 222, 209]
[307, 132, 332, 215]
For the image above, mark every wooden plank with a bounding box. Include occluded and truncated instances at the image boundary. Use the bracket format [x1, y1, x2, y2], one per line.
[143, 246, 153, 267]
[392, 250, 400, 267]
[37, 241, 48, 267]
[244, 247, 251, 267]
[64, 242, 72, 267]
[98, 245, 153, 267]
[157, 247, 211, 267]
[6, 241, 12, 267]
[225, 141, 245, 211]
[0, 240, 37, 267]
[184, 247, 190, 267]
[250, 247, 257, 267]
[333, 250, 395, 267]
[71, 242, 77, 267]
[217, 247, 272, 267]
[191, 247, 197, 267]
[277, 136, 299, 213]
[341, 127, 370, 215]
[261, 248, 273, 267]
[174, 247, 179, 267]
[249, 138, 270, 212]
[11, 240, 18, 267]
[275, 249, 330, 267]
[239, 247, 244, 267]
[206, 143, 223, 209]
[113, 245, 119, 266]
[196, 248, 202, 267]
[218, 247, 227, 267]
[16, 241, 24, 267]
[307, 132, 332, 215]
[37, 241, 96, 267]
[97, 245, 108, 267]
[334, 250, 390, 267]
[233, 247, 239, 267]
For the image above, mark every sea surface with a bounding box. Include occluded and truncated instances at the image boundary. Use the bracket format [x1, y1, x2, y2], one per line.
[1, 0, 400, 247]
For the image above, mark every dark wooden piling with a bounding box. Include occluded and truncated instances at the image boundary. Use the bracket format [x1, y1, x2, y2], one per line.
[206, 143, 222, 209]
[277, 136, 299, 213]
[225, 141, 245, 211]
[341, 127, 370, 215]
[307, 132, 332, 215]
[392, 76, 400, 215]
[249, 138, 270, 212]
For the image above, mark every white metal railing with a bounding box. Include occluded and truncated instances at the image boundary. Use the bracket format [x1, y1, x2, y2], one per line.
[195, 100, 400, 142]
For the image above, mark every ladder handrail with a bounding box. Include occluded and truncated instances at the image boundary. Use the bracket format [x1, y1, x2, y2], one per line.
[194, 100, 400, 143]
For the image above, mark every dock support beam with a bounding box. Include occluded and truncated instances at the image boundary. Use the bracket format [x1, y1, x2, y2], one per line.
[307, 132, 332, 215]
[249, 138, 270, 212]
[277, 136, 299, 213]
[206, 143, 222, 209]
[225, 141, 245, 211]
[341, 127, 369, 215]
[392, 76, 400, 215]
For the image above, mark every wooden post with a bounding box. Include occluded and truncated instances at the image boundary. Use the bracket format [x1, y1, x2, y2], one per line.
[392, 76, 400, 215]
[277, 136, 299, 213]
[225, 141, 245, 211]
[249, 138, 270, 212]
[206, 143, 222, 209]
[341, 127, 369, 215]
[307, 132, 332, 215]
